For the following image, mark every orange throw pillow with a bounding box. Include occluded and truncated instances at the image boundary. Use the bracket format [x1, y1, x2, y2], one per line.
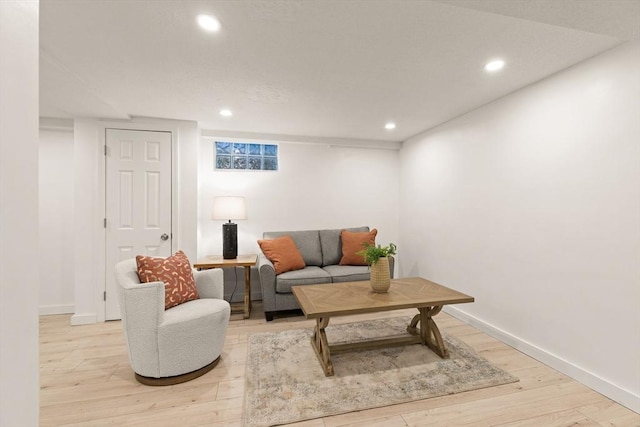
[339, 229, 378, 265]
[136, 250, 199, 310]
[258, 235, 306, 275]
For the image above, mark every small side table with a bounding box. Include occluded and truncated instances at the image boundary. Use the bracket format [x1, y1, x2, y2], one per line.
[194, 254, 257, 319]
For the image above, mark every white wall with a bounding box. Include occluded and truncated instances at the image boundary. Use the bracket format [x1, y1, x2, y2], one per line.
[39, 125, 74, 314]
[71, 118, 199, 324]
[0, 1, 40, 425]
[67, 120, 400, 316]
[399, 41, 640, 411]
[198, 136, 401, 299]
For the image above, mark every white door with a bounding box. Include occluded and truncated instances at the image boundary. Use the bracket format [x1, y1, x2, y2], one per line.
[105, 129, 172, 320]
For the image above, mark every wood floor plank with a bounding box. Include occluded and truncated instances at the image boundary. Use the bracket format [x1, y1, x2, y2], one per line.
[40, 382, 224, 426]
[53, 398, 243, 427]
[216, 378, 244, 400]
[401, 382, 607, 426]
[340, 415, 408, 427]
[493, 408, 597, 426]
[282, 419, 326, 427]
[578, 400, 640, 426]
[39, 302, 637, 426]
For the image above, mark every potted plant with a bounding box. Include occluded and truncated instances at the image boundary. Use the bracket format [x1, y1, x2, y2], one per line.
[357, 243, 397, 293]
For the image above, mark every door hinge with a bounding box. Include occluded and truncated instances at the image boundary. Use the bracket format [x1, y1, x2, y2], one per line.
[103, 218, 107, 228]
[104, 145, 108, 156]
[103, 291, 106, 301]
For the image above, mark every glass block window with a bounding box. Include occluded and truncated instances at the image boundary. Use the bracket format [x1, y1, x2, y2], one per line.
[215, 141, 278, 171]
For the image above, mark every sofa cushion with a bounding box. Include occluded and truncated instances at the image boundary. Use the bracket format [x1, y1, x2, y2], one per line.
[136, 250, 199, 310]
[263, 230, 323, 266]
[319, 226, 370, 266]
[322, 265, 371, 283]
[275, 266, 331, 293]
[258, 236, 306, 275]
[340, 229, 378, 265]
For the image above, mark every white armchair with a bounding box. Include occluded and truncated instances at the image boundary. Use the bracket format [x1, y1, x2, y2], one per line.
[115, 258, 230, 385]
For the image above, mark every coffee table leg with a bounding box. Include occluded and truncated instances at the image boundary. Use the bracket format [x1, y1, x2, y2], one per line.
[310, 317, 333, 376]
[422, 306, 448, 358]
[407, 306, 449, 358]
[407, 313, 420, 335]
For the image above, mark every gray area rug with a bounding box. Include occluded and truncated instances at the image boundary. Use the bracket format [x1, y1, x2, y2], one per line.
[243, 316, 518, 427]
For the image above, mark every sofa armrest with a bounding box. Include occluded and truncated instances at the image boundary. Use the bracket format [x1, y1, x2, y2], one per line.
[193, 268, 224, 300]
[257, 253, 277, 311]
[389, 256, 396, 279]
[257, 253, 276, 286]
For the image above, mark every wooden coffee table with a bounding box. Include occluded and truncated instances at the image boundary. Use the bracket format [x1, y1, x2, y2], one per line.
[292, 277, 474, 376]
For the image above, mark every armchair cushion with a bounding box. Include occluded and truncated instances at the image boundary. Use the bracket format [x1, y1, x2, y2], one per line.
[339, 229, 377, 266]
[136, 250, 199, 309]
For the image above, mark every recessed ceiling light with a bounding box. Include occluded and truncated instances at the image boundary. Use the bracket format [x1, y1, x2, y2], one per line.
[385, 122, 396, 130]
[197, 14, 221, 32]
[220, 109, 232, 117]
[484, 59, 505, 72]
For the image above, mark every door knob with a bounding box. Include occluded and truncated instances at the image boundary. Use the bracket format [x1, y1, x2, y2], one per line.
[160, 233, 169, 241]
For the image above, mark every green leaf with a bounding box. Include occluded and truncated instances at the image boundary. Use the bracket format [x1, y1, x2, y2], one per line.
[356, 242, 397, 265]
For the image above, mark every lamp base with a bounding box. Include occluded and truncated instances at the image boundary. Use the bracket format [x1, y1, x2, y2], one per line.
[222, 222, 238, 259]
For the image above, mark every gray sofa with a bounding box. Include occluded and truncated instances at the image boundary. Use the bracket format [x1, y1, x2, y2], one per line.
[257, 226, 395, 321]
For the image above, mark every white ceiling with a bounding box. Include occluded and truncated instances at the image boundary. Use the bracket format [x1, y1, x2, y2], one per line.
[40, 0, 640, 143]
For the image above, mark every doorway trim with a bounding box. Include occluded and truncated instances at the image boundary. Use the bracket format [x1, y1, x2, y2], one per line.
[70, 119, 185, 325]
[104, 128, 174, 320]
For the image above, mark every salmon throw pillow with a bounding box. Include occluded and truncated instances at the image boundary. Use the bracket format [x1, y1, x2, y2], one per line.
[258, 235, 306, 275]
[136, 250, 199, 310]
[339, 228, 378, 265]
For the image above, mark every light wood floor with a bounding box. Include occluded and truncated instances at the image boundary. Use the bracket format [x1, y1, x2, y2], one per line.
[40, 303, 639, 426]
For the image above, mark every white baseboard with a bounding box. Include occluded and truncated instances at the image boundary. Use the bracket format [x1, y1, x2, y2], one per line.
[39, 304, 74, 316]
[444, 306, 640, 414]
[70, 313, 97, 325]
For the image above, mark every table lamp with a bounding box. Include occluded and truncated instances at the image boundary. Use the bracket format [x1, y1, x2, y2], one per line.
[212, 196, 247, 259]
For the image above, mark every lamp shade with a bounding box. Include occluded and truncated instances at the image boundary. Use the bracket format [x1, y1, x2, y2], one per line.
[212, 196, 247, 221]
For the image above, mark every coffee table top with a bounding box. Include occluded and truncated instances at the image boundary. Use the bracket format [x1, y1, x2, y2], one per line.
[292, 277, 474, 319]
